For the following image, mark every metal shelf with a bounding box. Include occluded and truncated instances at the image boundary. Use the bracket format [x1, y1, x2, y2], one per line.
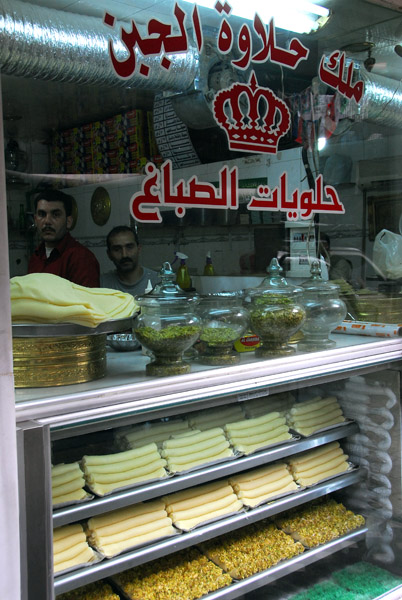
[54, 469, 362, 595]
[188, 528, 368, 600]
[16, 336, 402, 426]
[53, 422, 359, 527]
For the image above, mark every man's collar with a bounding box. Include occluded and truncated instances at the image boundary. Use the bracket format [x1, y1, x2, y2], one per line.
[38, 232, 72, 256]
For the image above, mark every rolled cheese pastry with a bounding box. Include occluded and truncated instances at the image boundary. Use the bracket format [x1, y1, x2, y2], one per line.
[163, 438, 230, 463]
[85, 457, 167, 484]
[225, 417, 287, 440]
[52, 463, 81, 477]
[162, 480, 224, 505]
[225, 411, 281, 433]
[170, 429, 202, 439]
[54, 530, 87, 555]
[174, 499, 243, 531]
[230, 463, 290, 490]
[233, 428, 292, 454]
[53, 524, 95, 573]
[122, 420, 191, 448]
[54, 523, 83, 542]
[288, 396, 329, 414]
[295, 416, 346, 436]
[89, 467, 167, 495]
[292, 453, 349, 478]
[289, 441, 340, 465]
[289, 400, 340, 422]
[294, 461, 350, 486]
[52, 477, 87, 497]
[290, 447, 344, 472]
[90, 516, 173, 547]
[169, 492, 238, 522]
[88, 499, 166, 529]
[233, 474, 295, 499]
[289, 408, 344, 428]
[52, 462, 83, 484]
[168, 447, 234, 472]
[82, 443, 158, 466]
[165, 485, 233, 512]
[94, 525, 176, 558]
[54, 546, 96, 573]
[162, 428, 224, 449]
[239, 480, 298, 507]
[226, 420, 287, 443]
[52, 488, 88, 504]
[90, 509, 168, 537]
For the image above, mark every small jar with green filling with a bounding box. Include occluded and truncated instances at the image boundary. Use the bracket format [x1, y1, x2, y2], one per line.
[134, 262, 202, 376]
[244, 258, 305, 358]
[195, 292, 249, 365]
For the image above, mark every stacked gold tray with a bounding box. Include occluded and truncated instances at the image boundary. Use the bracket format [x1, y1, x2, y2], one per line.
[12, 317, 133, 388]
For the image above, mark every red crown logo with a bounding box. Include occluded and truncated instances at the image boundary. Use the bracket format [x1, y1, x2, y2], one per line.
[213, 71, 291, 154]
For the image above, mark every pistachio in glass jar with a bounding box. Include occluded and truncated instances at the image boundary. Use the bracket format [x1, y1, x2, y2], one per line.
[134, 262, 202, 376]
[195, 292, 249, 365]
[245, 258, 305, 357]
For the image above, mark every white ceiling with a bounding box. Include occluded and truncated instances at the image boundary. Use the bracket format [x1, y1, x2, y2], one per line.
[3, 0, 402, 143]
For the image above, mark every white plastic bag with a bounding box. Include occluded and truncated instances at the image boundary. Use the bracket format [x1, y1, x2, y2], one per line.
[373, 229, 402, 279]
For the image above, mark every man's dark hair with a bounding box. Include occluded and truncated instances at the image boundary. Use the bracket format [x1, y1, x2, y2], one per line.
[106, 226, 139, 250]
[34, 189, 74, 217]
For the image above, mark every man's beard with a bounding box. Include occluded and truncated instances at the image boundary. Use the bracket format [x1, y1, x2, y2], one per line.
[118, 259, 136, 271]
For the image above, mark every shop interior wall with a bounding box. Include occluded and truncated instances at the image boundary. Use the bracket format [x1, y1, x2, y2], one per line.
[7, 125, 402, 283]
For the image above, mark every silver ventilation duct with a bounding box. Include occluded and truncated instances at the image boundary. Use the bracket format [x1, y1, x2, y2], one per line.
[342, 69, 402, 129]
[0, 0, 199, 92]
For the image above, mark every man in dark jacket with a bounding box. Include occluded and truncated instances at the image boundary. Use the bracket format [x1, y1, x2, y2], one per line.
[28, 189, 100, 287]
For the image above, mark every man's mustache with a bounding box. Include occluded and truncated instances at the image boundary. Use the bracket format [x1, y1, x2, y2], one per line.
[42, 227, 55, 233]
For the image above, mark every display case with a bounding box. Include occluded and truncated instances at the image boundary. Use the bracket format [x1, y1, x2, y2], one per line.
[15, 333, 402, 599]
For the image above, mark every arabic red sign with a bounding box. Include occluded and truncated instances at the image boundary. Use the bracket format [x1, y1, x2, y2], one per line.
[129, 160, 344, 224]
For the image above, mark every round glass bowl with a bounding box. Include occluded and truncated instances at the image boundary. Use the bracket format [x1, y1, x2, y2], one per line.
[298, 261, 347, 352]
[245, 258, 305, 358]
[134, 262, 202, 377]
[195, 292, 249, 365]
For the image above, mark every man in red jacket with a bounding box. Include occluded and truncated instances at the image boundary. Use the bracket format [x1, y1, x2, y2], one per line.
[28, 189, 100, 287]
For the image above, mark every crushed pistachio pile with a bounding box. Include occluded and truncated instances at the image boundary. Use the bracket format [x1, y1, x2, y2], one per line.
[113, 547, 231, 600]
[135, 325, 201, 355]
[200, 326, 238, 345]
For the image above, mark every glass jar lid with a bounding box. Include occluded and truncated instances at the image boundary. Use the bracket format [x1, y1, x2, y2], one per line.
[137, 262, 199, 306]
[245, 258, 303, 301]
[301, 260, 340, 294]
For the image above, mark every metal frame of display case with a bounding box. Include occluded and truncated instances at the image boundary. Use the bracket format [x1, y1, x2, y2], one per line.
[15, 336, 402, 600]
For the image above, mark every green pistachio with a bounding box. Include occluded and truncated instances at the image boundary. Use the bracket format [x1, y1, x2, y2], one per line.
[200, 326, 238, 345]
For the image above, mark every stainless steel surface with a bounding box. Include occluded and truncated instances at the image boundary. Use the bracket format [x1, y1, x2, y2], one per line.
[14, 336, 402, 424]
[198, 529, 368, 600]
[53, 471, 363, 594]
[18, 421, 53, 600]
[343, 70, 402, 129]
[12, 316, 135, 337]
[53, 422, 359, 527]
[0, 0, 198, 92]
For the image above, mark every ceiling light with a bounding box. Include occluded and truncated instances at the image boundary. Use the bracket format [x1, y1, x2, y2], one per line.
[187, 0, 330, 34]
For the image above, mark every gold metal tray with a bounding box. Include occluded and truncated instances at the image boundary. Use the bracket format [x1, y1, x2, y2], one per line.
[12, 316, 134, 338]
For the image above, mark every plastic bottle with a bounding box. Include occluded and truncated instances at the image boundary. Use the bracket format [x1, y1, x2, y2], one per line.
[175, 252, 192, 290]
[203, 251, 215, 276]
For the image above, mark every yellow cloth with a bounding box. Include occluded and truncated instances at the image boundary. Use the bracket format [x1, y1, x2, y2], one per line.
[11, 273, 139, 327]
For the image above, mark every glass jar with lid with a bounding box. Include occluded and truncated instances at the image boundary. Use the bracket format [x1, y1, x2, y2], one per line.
[195, 291, 249, 365]
[298, 260, 347, 352]
[134, 262, 202, 376]
[245, 258, 306, 358]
